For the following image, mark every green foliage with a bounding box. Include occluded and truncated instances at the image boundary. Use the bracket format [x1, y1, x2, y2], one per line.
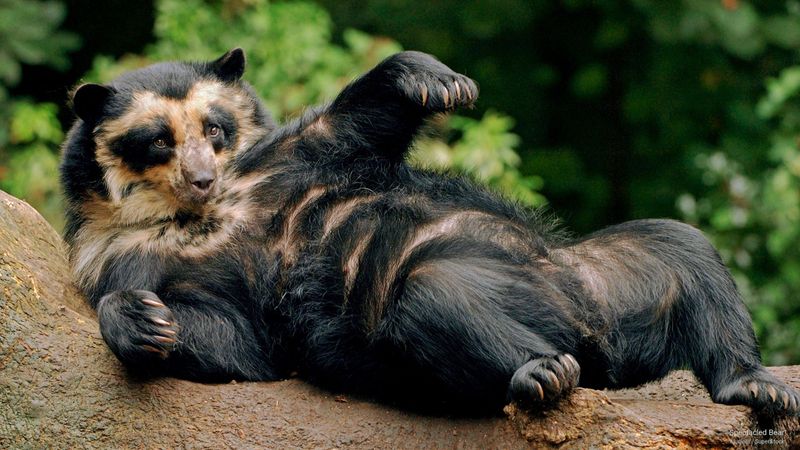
[757, 66, 800, 119]
[0, 101, 65, 231]
[411, 112, 545, 207]
[0, 0, 79, 89]
[1, 102, 65, 231]
[678, 66, 800, 365]
[10, 102, 64, 144]
[0, 0, 77, 228]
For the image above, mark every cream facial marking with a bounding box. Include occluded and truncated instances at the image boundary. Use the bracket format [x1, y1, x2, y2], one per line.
[94, 81, 266, 207]
[69, 81, 273, 294]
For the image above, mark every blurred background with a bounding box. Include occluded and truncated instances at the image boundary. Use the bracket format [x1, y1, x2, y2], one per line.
[1, 0, 799, 365]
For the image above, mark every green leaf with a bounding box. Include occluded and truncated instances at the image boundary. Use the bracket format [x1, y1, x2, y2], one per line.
[570, 64, 608, 98]
[756, 66, 800, 119]
[9, 102, 63, 145]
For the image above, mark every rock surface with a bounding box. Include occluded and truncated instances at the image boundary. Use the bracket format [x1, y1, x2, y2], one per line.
[0, 190, 798, 449]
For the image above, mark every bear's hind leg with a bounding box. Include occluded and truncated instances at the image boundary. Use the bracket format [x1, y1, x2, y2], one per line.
[509, 354, 581, 407]
[376, 251, 583, 410]
[561, 219, 800, 416]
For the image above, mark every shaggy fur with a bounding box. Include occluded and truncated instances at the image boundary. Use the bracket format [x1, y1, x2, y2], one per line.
[60, 49, 799, 416]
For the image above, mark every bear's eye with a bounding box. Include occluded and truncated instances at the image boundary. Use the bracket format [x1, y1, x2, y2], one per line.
[207, 124, 221, 138]
[153, 137, 168, 148]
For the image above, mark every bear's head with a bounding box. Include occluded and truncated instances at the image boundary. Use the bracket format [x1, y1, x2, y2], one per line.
[62, 49, 273, 226]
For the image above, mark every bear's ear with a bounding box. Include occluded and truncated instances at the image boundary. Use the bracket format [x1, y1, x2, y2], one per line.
[72, 83, 116, 124]
[211, 48, 246, 82]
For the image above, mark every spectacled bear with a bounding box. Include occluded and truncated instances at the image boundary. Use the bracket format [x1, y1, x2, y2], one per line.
[60, 48, 799, 416]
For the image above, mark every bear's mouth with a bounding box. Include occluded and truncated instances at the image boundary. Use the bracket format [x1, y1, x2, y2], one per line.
[177, 148, 219, 207]
[175, 180, 219, 209]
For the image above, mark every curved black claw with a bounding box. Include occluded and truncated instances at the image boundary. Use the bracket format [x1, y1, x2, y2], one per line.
[714, 370, 800, 417]
[509, 353, 580, 407]
[383, 51, 478, 113]
[97, 290, 179, 364]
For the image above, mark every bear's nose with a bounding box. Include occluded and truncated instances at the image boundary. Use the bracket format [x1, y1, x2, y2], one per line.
[190, 173, 215, 191]
[182, 141, 217, 198]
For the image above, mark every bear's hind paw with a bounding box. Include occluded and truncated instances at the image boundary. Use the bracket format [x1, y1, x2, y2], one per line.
[714, 370, 800, 417]
[509, 353, 580, 407]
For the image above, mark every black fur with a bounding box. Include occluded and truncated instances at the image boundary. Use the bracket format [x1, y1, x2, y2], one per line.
[206, 104, 238, 151]
[60, 50, 800, 416]
[108, 119, 175, 172]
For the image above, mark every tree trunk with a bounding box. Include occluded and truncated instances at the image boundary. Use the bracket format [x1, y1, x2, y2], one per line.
[0, 190, 797, 449]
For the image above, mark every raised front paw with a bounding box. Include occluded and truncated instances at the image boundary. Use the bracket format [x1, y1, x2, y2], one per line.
[97, 290, 179, 364]
[509, 353, 581, 407]
[384, 51, 478, 112]
[714, 370, 800, 417]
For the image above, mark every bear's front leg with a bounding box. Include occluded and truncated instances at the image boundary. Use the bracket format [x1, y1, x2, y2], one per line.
[97, 290, 179, 364]
[374, 50, 478, 113]
[97, 288, 278, 382]
[320, 51, 479, 161]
